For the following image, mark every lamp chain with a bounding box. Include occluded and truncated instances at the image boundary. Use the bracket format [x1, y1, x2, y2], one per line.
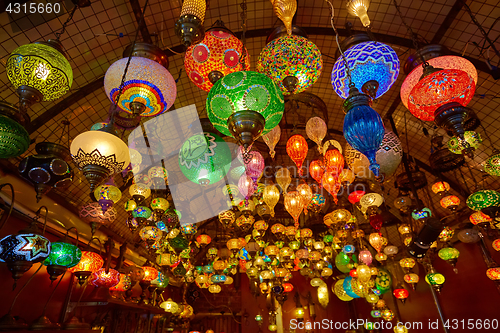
[325, 0, 353, 87]
[55, 5, 79, 40]
[393, 0, 429, 67]
[239, 0, 248, 67]
[111, 0, 150, 122]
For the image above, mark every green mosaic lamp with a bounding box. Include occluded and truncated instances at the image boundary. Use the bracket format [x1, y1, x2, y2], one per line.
[43, 238, 82, 282]
[6, 40, 73, 113]
[0, 102, 30, 159]
[484, 152, 500, 176]
[466, 189, 500, 219]
[206, 71, 284, 150]
[179, 132, 232, 185]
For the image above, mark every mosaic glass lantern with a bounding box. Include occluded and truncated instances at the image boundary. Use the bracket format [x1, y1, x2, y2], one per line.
[179, 132, 232, 185]
[104, 51, 176, 117]
[175, 0, 206, 46]
[431, 181, 450, 195]
[184, 25, 249, 91]
[110, 273, 132, 292]
[160, 298, 179, 313]
[257, 34, 322, 95]
[79, 202, 118, 227]
[43, 240, 82, 281]
[70, 124, 130, 192]
[142, 266, 159, 282]
[466, 190, 500, 212]
[139, 226, 162, 244]
[286, 135, 308, 176]
[129, 183, 151, 204]
[18, 141, 73, 202]
[196, 234, 212, 246]
[344, 130, 402, 179]
[89, 268, 121, 288]
[0, 229, 51, 282]
[485, 153, 500, 177]
[486, 267, 500, 281]
[206, 71, 284, 148]
[69, 251, 104, 285]
[331, 41, 399, 99]
[469, 211, 492, 225]
[307, 193, 326, 214]
[343, 87, 385, 176]
[440, 195, 460, 211]
[447, 131, 482, 154]
[6, 40, 73, 111]
[401, 56, 477, 111]
[411, 208, 432, 220]
[218, 210, 236, 227]
[0, 104, 30, 159]
[408, 69, 475, 122]
[94, 183, 122, 213]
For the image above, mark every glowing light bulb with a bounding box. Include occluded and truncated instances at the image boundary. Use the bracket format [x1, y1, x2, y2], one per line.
[346, 0, 371, 27]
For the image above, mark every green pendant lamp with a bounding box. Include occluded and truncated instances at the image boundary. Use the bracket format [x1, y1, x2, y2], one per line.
[0, 102, 30, 159]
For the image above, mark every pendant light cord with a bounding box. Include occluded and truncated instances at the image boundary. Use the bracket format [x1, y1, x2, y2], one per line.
[393, 0, 429, 67]
[111, 0, 150, 123]
[325, 0, 353, 87]
[55, 5, 78, 40]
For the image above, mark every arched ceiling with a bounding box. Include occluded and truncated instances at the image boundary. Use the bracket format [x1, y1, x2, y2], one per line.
[0, 0, 499, 247]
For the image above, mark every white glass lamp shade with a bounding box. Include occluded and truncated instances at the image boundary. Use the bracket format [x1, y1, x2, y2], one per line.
[104, 57, 177, 117]
[360, 193, 384, 209]
[70, 130, 130, 175]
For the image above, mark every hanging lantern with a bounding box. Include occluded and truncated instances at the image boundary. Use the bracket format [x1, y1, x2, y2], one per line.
[104, 43, 176, 117]
[175, 0, 206, 46]
[238, 174, 255, 199]
[93, 182, 122, 213]
[324, 149, 344, 175]
[440, 195, 460, 211]
[69, 251, 104, 285]
[322, 171, 340, 204]
[348, 190, 365, 204]
[0, 102, 30, 159]
[80, 202, 117, 229]
[286, 135, 308, 176]
[110, 273, 132, 292]
[486, 268, 500, 281]
[284, 191, 304, 228]
[129, 183, 151, 205]
[19, 141, 73, 202]
[469, 211, 492, 225]
[184, 23, 249, 91]
[139, 226, 162, 245]
[6, 39, 73, 111]
[431, 181, 450, 195]
[148, 166, 169, 190]
[324, 209, 352, 227]
[196, 234, 212, 246]
[331, 41, 399, 99]
[43, 239, 82, 281]
[0, 225, 51, 283]
[344, 130, 402, 180]
[297, 183, 313, 214]
[368, 233, 385, 253]
[466, 190, 500, 219]
[263, 184, 280, 217]
[206, 71, 284, 149]
[401, 55, 477, 113]
[257, 34, 322, 95]
[179, 132, 232, 186]
[70, 124, 130, 192]
[338, 169, 355, 184]
[306, 117, 327, 152]
[343, 86, 385, 177]
[245, 150, 265, 184]
[485, 153, 500, 177]
[262, 125, 281, 158]
[360, 193, 384, 213]
[309, 160, 325, 186]
[218, 210, 236, 227]
[89, 268, 121, 289]
[275, 168, 292, 193]
[448, 131, 482, 154]
[307, 193, 326, 214]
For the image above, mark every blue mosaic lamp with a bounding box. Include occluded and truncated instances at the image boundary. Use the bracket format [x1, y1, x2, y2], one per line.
[331, 41, 399, 99]
[343, 86, 385, 176]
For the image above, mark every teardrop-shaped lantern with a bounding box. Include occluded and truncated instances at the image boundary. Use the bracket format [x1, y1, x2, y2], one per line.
[309, 159, 325, 186]
[238, 174, 255, 199]
[343, 87, 385, 176]
[286, 135, 308, 176]
[297, 183, 313, 214]
[246, 150, 265, 184]
[284, 191, 304, 228]
[262, 125, 281, 158]
[275, 168, 292, 193]
[322, 171, 340, 204]
[306, 117, 327, 152]
[263, 184, 280, 217]
[324, 149, 344, 176]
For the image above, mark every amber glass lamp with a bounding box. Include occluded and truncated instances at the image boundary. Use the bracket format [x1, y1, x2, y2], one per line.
[69, 251, 104, 285]
[175, 0, 206, 46]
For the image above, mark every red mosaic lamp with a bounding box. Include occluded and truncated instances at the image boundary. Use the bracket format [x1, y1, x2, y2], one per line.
[184, 21, 250, 91]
